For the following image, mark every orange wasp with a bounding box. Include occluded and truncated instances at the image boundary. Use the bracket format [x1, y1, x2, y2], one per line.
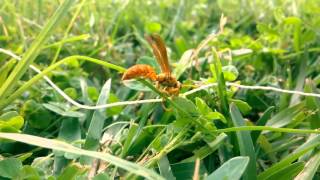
[122, 34, 181, 95]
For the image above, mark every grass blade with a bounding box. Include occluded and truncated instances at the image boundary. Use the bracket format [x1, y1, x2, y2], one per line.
[230, 103, 257, 180]
[258, 142, 320, 180]
[181, 133, 227, 163]
[266, 102, 305, 128]
[304, 79, 320, 128]
[158, 155, 176, 180]
[205, 156, 249, 180]
[81, 79, 111, 164]
[251, 106, 275, 144]
[265, 162, 304, 180]
[0, 0, 74, 101]
[0, 133, 164, 180]
[295, 151, 320, 180]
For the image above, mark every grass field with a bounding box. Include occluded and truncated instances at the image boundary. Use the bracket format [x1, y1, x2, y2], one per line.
[0, 0, 320, 179]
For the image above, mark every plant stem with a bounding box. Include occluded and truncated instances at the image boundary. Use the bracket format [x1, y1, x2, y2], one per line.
[215, 126, 320, 134]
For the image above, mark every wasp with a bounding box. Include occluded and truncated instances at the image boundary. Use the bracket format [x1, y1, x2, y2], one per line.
[122, 34, 181, 95]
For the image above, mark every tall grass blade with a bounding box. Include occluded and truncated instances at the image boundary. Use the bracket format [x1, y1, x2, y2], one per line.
[230, 103, 257, 180]
[0, 0, 74, 101]
[81, 79, 111, 164]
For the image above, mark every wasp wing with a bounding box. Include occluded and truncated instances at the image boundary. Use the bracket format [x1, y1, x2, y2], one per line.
[145, 34, 171, 75]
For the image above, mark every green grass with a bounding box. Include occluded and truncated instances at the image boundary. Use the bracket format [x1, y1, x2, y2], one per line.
[0, 0, 320, 179]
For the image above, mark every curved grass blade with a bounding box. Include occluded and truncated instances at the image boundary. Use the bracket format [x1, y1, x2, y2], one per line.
[0, 133, 164, 180]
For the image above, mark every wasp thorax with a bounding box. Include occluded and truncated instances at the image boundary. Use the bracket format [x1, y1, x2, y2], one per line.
[156, 73, 180, 88]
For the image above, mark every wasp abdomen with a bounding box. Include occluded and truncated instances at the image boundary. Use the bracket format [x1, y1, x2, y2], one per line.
[122, 64, 157, 81]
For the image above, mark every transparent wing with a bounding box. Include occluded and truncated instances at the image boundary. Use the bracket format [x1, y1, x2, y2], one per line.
[145, 34, 171, 75]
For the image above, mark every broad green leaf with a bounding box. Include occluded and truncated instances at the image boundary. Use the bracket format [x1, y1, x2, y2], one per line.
[195, 97, 212, 114]
[22, 100, 53, 129]
[5, 116, 24, 130]
[87, 86, 99, 102]
[172, 97, 199, 119]
[222, 65, 239, 81]
[0, 115, 24, 133]
[205, 112, 227, 123]
[57, 164, 86, 180]
[230, 103, 257, 180]
[122, 79, 153, 91]
[205, 156, 249, 180]
[195, 98, 226, 123]
[63, 87, 78, 100]
[0, 111, 19, 120]
[0, 158, 22, 178]
[229, 99, 252, 115]
[58, 118, 81, 159]
[106, 93, 124, 117]
[16, 165, 42, 180]
[283, 17, 302, 25]
[145, 22, 162, 33]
